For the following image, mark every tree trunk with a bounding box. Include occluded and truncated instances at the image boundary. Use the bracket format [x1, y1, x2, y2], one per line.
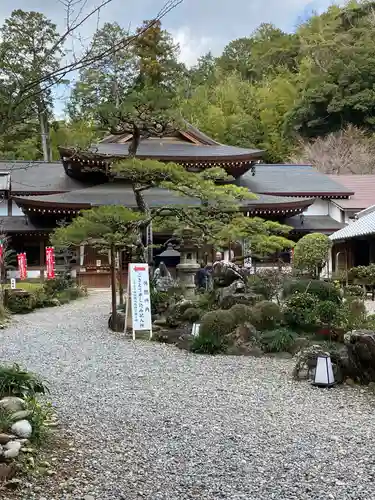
[118, 251, 124, 306]
[37, 97, 51, 162]
[110, 244, 117, 328]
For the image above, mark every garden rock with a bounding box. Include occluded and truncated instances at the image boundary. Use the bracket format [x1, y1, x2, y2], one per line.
[0, 397, 25, 413]
[344, 330, 375, 384]
[0, 434, 11, 445]
[166, 300, 195, 328]
[218, 280, 258, 309]
[4, 441, 21, 459]
[11, 420, 32, 439]
[10, 410, 32, 422]
[0, 463, 16, 482]
[289, 337, 310, 355]
[212, 260, 245, 287]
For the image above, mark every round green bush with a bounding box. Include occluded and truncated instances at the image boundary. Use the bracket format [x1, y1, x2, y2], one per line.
[229, 304, 253, 327]
[282, 279, 341, 303]
[283, 292, 318, 329]
[199, 310, 236, 338]
[250, 301, 283, 330]
[181, 307, 201, 323]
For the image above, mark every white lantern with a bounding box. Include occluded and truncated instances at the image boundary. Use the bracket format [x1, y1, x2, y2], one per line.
[313, 355, 335, 387]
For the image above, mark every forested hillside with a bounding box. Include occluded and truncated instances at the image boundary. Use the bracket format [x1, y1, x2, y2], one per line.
[1, 0, 375, 172]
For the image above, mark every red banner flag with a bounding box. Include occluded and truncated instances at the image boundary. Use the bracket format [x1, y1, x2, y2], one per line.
[0, 240, 4, 263]
[17, 253, 27, 280]
[46, 247, 55, 280]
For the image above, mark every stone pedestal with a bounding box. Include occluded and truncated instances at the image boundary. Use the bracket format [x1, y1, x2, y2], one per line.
[177, 237, 200, 299]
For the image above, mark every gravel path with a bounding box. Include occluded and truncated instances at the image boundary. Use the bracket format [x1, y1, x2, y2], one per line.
[1, 292, 375, 500]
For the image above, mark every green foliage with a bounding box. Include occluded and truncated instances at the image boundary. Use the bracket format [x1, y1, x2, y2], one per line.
[247, 269, 285, 301]
[0, 363, 49, 398]
[26, 397, 54, 445]
[190, 330, 225, 355]
[343, 285, 365, 298]
[250, 300, 283, 330]
[198, 309, 235, 338]
[261, 328, 298, 353]
[196, 291, 217, 312]
[192, 309, 235, 354]
[282, 279, 341, 303]
[0, 408, 12, 433]
[349, 264, 375, 284]
[43, 274, 74, 295]
[5, 290, 36, 314]
[293, 234, 332, 278]
[51, 205, 145, 252]
[181, 307, 201, 323]
[229, 304, 253, 326]
[150, 282, 169, 316]
[315, 300, 340, 326]
[283, 292, 318, 329]
[339, 298, 367, 331]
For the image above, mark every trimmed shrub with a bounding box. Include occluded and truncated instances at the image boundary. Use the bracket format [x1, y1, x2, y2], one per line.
[283, 292, 318, 329]
[247, 269, 284, 301]
[261, 328, 298, 353]
[199, 310, 235, 338]
[192, 309, 236, 354]
[340, 298, 367, 331]
[315, 300, 340, 327]
[181, 307, 201, 323]
[229, 304, 253, 327]
[250, 301, 283, 330]
[282, 279, 341, 303]
[43, 274, 74, 296]
[5, 290, 36, 314]
[343, 285, 364, 298]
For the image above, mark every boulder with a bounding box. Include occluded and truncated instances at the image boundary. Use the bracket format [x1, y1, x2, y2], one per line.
[225, 323, 263, 357]
[344, 330, 375, 384]
[212, 261, 245, 287]
[289, 337, 310, 356]
[0, 434, 11, 445]
[218, 280, 258, 309]
[0, 463, 16, 482]
[0, 397, 25, 413]
[11, 420, 32, 439]
[10, 410, 32, 422]
[166, 300, 195, 328]
[3, 441, 21, 459]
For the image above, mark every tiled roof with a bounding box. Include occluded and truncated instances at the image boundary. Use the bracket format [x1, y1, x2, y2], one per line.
[330, 210, 375, 241]
[236, 164, 353, 197]
[0, 161, 92, 193]
[13, 183, 314, 211]
[328, 175, 375, 210]
[89, 141, 263, 161]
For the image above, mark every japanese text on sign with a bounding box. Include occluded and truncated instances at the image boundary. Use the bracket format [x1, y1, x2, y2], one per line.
[129, 263, 152, 332]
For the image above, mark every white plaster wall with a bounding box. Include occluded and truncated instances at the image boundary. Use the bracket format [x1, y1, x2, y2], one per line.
[328, 202, 343, 223]
[303, 199, 329, 216]
[11, 202, 24, 216]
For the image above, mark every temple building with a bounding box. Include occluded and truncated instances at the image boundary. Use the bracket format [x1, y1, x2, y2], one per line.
[0, 123, 353, 287]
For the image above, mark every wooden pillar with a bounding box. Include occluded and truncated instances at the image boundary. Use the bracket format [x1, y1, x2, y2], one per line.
[39, 239, 45, 282]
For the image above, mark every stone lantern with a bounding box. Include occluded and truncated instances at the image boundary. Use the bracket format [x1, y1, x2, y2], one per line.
[176, 229, 200, 298]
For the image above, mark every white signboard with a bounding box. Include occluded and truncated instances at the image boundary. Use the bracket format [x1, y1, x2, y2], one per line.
[125, 263, 152, 340]
[10, 278, 16, 290]
[191, 323, 200, 337]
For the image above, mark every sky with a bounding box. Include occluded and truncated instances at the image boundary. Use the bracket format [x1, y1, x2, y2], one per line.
[0, 0, 345, 115]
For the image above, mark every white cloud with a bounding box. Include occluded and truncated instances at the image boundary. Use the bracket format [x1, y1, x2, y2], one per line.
[172, 27, 215, 67]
